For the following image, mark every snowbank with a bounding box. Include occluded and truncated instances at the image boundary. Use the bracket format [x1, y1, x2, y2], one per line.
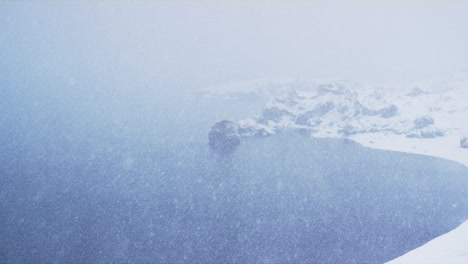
[387, 220, 468, 264]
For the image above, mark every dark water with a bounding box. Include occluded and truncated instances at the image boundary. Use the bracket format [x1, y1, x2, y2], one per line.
[1, 126, 467, 263]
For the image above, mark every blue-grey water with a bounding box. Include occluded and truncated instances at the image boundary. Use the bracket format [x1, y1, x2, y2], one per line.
[0, 93, 467, 264]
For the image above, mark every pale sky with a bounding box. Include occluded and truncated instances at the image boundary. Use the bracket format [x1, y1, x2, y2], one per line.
[1, 1, 467, 90]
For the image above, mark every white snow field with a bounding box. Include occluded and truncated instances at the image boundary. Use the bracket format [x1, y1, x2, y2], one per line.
[387, 220, 468, 264]
[199, 74, 468, 262]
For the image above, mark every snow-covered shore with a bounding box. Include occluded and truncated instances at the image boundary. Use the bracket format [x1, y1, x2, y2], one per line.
[200, 77, 468, 167]
[349, 133, 468, 168]
[387, 220, 468, 264]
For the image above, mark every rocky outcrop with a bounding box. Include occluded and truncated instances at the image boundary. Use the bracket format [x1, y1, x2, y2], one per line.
[205, 79, 468, 143]
[229, 81, 406, 138]
[356, 103, 398, 118]
[461, 136, 468, 148]
[295, 101, 335, 126]
[414, 116, 434, 129]
[406, 128, 445, 138]
[260, 107, 294, 123]
[208, 120, 241, 155]
[238, 119, 274, 137]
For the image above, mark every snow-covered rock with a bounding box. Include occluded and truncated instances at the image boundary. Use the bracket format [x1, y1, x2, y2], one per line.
[238, 118, 274, 137]
[414, 116, 434, 129]
[387, 220, 468, 264]
[461, 136, 468, 148]
[226, 80, 461, 140]
[406, 127, 445, 138]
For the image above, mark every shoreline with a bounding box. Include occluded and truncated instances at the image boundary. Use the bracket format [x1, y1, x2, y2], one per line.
[343, 133, 468, 263]
[347, 133, 468, 168]
[386, 220, 468, 263]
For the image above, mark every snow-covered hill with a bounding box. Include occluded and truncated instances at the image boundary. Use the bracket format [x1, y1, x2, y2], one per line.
[201, 76, 468, 167]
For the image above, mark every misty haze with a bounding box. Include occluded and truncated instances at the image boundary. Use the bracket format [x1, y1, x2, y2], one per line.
[1, 2, 468, 264]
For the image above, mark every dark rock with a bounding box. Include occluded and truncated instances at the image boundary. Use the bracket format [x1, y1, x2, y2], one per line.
[461, 136, 468, 148]
[380, 105, 398, 118]
[357, 103, 398, 118]
[295, 101, 335, 125]
[208, 120, 241, 155]
[414, 116, 434, 129]
[260, 107, 293, 123]
[406, 128, 444, 138]
[339, 124, 357, 136]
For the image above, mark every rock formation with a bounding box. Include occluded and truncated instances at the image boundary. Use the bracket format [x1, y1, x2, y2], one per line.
[208, 120, 241, 155]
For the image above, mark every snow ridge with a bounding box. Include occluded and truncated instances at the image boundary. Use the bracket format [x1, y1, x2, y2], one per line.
[236, 80, 464, 139]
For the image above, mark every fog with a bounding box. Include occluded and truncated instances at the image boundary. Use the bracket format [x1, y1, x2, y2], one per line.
[1, 2, 468, 264]
[1, 1, 468, 91]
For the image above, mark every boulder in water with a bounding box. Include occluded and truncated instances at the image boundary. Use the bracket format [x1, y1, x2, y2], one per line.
[208, 120, 241, 154]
